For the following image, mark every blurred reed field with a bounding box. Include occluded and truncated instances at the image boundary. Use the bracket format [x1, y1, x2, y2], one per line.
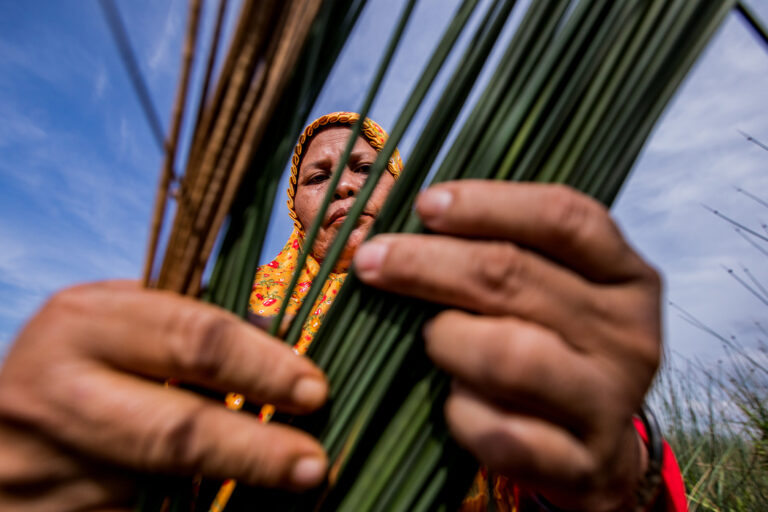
[655, 339, 768, 511]
[655, 166, 768, 511]
[96, 0, 768, 509]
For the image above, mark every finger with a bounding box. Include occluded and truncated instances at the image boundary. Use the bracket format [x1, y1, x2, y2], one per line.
[44, 285, 327, 414]
[415, 181, 650, 282]
[353, 234, 605, 347]
[38, 367, 327, 491]
[444, 384, 593, 491]
[62, 279, 140, 292]
[0, 420, 88, 486]
[425, 311, 613, 426]
[0, 472, 134, 512]
[248, 312, 296, 339]
[0, 421, 135, 511]
[445, 386, 637, 510]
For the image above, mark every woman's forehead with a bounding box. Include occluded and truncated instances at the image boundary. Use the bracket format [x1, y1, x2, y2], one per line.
[300, 126, 377, 170]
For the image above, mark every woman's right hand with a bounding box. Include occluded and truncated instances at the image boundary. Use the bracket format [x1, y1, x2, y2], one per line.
[0, 280, 328, 511]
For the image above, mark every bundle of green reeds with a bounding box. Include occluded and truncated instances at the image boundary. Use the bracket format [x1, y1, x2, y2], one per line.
[128, 0, 766, 510]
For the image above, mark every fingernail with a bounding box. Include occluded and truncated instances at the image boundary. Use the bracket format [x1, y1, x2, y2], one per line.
[291, 456, 327, 488]
[417, 188, 452, 219]
[421, 317, 435, 339]
[421, 318, 437, 356]
[353, 241, 388, 280]
[292, 377, 327, 409]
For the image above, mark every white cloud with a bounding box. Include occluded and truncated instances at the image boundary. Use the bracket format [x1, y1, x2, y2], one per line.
[0, 102, 46, 146]
[615, 7, 768, 367]
[94, 66, 108, 100]
[147, 2, 182, 73]
[0, 3, 168, 353]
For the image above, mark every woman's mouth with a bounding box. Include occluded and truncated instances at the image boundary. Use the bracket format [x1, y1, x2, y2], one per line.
[327, 211, 374, 227]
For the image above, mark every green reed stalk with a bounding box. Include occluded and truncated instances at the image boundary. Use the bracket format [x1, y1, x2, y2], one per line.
[283, 0, 482, 345]
[381, 0, 522, 235]
[185, 1, 738, 510]
[282, 2, 732, 510]
[545, 0, 665, 185]
[269, 0, 418, 338]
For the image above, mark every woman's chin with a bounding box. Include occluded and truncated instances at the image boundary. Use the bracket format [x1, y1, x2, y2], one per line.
[310, 222, 372, 270]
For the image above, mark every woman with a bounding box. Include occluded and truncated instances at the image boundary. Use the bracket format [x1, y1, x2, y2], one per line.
[249, 112, 402, 355]
[242, 112, 687, 511]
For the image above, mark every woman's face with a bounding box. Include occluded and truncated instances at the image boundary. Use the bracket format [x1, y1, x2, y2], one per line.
[294, 126, 396, 267]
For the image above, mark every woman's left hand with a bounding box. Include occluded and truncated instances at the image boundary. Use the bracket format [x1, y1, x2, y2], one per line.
[353, 181, 661, 512]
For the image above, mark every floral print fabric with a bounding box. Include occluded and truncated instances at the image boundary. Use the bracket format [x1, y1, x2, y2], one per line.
[248, 228, 345, 356]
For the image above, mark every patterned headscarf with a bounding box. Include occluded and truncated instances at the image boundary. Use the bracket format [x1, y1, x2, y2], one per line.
[286, 111, 402, 233]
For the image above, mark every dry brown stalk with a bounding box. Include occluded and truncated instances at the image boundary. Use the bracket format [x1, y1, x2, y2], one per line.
[182, 0, 230, 199]
[187, 0, 325, 295]
[158, 2, 271, 290]
[180, 0, 254, 205]
[160, 0, 257, 288]
[152, 0, 323, 294]
[142, 0, 202, 287]
[160, 1, 280, 291]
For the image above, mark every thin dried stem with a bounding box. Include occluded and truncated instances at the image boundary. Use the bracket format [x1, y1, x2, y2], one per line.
[143, 0, 202, 287]
[188, 0, 326, 295]
[97, 0, 166, 151]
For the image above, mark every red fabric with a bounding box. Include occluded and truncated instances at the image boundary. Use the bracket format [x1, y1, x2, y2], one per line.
[633, 418, 688, 512]
[462, 420, 689, 511]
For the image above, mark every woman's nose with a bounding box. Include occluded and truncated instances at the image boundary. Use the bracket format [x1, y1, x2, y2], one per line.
[333, 168, 360, 200]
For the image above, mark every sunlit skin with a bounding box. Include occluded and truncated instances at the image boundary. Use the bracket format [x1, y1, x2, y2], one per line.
[293, 126, 395, 270]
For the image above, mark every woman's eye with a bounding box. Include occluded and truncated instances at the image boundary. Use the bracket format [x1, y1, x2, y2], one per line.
[356, 164, 371, 174]
[307, 174, 328, 185]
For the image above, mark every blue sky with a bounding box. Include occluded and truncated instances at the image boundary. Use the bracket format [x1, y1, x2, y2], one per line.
[1, 0, 767, 374]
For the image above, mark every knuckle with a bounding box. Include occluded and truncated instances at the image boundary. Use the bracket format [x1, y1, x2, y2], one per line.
[545, 185, 606, 246]
[570, 455, 600, 490]
[621, 244, 663, 288]
[41, 285, 92, 318]
[38, 281, 130, 323]
[639, 261, 663, 292]
[475, 243, 524, 312]
[635, 333, 661, 373]
[0, 371, 63, 442]
[166, 308, 235, 379]
[150, 406, 206, 472]
[583, 289, 617, 330]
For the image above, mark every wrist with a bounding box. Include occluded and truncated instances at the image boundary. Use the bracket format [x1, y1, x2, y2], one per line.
[532, 407, 663, 512]
[633, 406, 664, 511]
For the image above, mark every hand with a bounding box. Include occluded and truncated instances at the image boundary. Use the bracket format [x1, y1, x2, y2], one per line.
[353, 181, 662, 511]
[0, 281, 329, 511]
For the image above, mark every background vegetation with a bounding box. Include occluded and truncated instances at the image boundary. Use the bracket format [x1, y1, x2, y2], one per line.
[655, 155, 768, 510]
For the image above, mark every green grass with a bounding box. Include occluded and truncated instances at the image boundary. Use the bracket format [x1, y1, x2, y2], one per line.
[655, 340, 768, 511]
[661, 178, 768, 511]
